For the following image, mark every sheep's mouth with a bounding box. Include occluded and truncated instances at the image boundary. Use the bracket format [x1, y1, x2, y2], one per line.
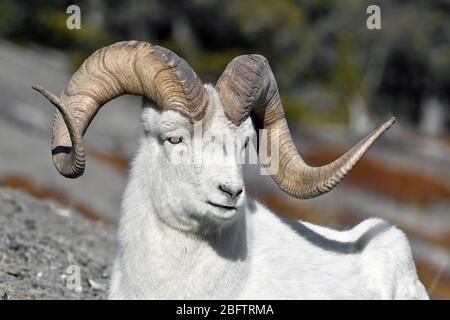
[206, 201, 236, 211]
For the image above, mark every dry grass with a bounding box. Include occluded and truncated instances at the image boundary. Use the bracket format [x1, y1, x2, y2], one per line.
[304, 149, 450, 205]
[88, 148, 129, 173]
[2, 174, 113, 225]
[416, 259, 450, 299]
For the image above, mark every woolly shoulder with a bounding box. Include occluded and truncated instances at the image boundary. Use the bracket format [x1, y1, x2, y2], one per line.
[357, 218, 429, 299]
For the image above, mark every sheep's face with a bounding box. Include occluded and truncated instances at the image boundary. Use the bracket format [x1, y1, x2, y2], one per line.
[138, 85, 254, 233]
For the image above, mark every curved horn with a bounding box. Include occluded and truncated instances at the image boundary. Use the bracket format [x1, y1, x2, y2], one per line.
[216, 54, 395, 199]
[33, 41, 208, 178]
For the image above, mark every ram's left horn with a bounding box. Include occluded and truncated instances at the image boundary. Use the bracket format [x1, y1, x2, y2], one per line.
[216, 54, 394, 199]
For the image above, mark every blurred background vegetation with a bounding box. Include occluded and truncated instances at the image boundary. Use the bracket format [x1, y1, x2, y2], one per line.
[0, 0, 449, 299]
[1, 0, 449, 132]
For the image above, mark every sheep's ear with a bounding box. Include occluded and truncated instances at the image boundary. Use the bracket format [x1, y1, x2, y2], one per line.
[141, 97, 162, 135]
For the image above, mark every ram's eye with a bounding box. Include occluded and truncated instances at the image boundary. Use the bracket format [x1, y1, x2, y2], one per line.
[167, 136, 182, 144]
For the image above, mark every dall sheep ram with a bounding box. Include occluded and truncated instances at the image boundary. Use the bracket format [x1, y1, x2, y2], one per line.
[34, 41, 428, 299]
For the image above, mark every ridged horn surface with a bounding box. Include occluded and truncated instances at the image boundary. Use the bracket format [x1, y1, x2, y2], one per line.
[33, 41, 208, 178]
[216, 55, 395, 199]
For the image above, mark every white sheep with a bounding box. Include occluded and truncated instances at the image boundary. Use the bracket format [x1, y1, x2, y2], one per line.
[34, 41, 428, 299]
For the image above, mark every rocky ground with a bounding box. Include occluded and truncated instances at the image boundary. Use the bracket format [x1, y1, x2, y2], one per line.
[0, 187, 115, 300]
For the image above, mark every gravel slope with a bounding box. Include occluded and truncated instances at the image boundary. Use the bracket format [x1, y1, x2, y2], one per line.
[0, 187, 115, 300]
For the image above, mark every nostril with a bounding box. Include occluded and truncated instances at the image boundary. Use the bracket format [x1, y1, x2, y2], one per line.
[219, 184, 243, 199]
[219, 184, 232, 197]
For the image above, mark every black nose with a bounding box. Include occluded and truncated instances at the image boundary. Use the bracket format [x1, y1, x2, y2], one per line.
[219, 184, 243, 199]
